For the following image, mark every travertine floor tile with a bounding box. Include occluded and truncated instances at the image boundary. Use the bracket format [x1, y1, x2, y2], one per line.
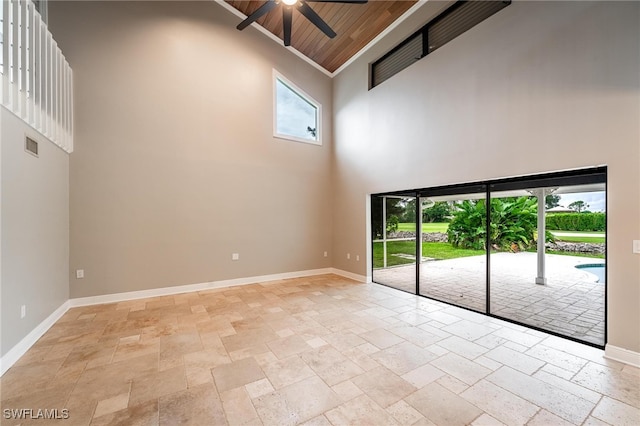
[484, 346, 545, 375]
[572, 361, 640, 407]
[212, 356, 266, 392]
[262, 355, 316, 389]
[460, 380, 539, 425]
[405, 382, 483, 426]
[158, 383, 226, 426]
[90, 400, 158, 426]
[359, 328, 404, 349]
[370, 341, 436, 375]
[401, 363, 446, 388]
[470, 413, 507, 426]
[221, 387, 260, 425]
[0, 274, 636, 426]
[267, 334, 312, 359]
[527, 409, 575, 426]
[386, 399, 425, 424]
[245, 378, 275, 399]
[436, 335, 489, 359]
[487, 366, 595, 424]
[324, 394, 400, 426]
[351, 366, 416, 408]
[300, 345, 364, 386]
[331, 380, 364, 401]
[93, 391, 130, 418]
[129, 366, 187, 406]
[591, 396, 640, 425]
[430, 352, 491, 385]
[253, 376, 341, 426]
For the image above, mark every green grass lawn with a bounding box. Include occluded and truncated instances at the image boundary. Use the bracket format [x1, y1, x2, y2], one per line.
[554, 236, 605, 243]
[546, 250, 605, 259]
[375, 240, 604, 268]
[397, 222, 449, 233]
[548, 230, 605, 243]
[525, 248, 604, 259]
[373, 241, 484, 268]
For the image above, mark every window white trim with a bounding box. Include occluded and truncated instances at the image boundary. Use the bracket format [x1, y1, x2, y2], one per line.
[273, 69, 322, 146]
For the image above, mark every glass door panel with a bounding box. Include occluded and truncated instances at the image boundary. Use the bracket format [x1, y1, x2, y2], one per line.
[419, 191, 487, 312]
[489, 181, 606, 346]
[372, 195, 417, 293]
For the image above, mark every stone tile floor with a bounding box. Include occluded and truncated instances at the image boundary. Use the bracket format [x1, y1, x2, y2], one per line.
[373, 253, 605, 345]
[1, 274, 637, 425]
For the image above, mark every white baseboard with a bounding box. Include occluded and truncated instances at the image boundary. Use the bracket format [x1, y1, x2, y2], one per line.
[70, 268, 336, 307]
[9, 271, 637, 377]
[604, 344, 640, 368]
[331, 268, 367, 283]
[2, 268, 343, 376]
[0, 300, 70, 376]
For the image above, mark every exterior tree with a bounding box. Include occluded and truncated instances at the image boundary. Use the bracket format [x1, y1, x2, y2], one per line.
[371, 197, 410, 239]
[423, 201, 453, 223]
[568, 200, 589, 212]
[545, 194, 561, 210]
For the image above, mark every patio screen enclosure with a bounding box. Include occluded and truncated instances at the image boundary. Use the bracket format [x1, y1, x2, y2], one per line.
[371, 167, 606, 347]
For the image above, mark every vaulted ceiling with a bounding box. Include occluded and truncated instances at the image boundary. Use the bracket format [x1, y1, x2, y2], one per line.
[225, 1, 418, 73]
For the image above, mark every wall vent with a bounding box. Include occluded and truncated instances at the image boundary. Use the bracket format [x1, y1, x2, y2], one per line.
[25, 137, 39, 157]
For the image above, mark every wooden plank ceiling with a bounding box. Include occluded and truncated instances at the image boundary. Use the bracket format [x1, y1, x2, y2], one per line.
[226, 1, 417, 73]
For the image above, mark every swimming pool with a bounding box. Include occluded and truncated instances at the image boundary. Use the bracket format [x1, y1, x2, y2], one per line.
[575, 263, 606, 283]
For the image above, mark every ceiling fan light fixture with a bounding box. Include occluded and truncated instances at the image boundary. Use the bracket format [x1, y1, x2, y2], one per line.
[236, 0, 368, 47]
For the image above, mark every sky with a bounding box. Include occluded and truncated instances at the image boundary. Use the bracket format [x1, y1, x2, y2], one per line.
[557, 191, 606, 212]
[275, 79, 317, 141]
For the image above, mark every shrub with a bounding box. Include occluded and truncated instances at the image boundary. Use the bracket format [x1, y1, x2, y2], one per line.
[447, 200, 487, 250]
[546, 213, 605, 232]
[448, 197, 554, 252]
[489, 197, 539, 252]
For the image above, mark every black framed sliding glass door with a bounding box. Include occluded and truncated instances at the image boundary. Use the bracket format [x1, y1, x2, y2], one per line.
[370, 167, 607, 348]
[489, 173, 606, 346]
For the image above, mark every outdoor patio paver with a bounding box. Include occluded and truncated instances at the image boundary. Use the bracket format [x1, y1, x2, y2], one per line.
[373, 253, 605, 345]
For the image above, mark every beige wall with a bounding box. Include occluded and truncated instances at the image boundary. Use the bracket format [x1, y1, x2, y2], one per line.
[332, 1, 640, 352]
[48, 1, 333, 298]
[1, 107, 70, 357]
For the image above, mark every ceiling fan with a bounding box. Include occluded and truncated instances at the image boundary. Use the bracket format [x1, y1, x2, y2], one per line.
[236, 0, 368, 47]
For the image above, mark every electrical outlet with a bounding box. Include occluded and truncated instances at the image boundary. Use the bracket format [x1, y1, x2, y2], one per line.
[356, 255, 360, 261]
[634, 240, 640, 254]
[20, 305, 26, 319]
[347, 253, 351, 260]
[323, 251, 328, 257]
[232, 253, 240, 261]
[76, 269, 84, 279]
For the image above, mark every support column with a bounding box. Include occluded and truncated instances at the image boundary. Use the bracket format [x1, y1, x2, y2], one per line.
[382, 197, 387, 269]
[536, 189, 547, 285]
[417, 198, 423, 264]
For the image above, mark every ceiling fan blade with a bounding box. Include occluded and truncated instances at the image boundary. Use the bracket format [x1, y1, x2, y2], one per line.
[283, 7, 292, 46]
[296, 2, 337, 39]
[306, 0, 368, 3]
[236, 1, 278, 31]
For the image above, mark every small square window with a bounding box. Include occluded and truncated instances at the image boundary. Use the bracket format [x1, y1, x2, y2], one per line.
[273, 71, 321, 145]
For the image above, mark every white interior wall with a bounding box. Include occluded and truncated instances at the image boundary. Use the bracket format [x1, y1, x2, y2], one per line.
[332, 1, 640, 353]
[47, 1, 334, 299]
[1, 107, 70, 357]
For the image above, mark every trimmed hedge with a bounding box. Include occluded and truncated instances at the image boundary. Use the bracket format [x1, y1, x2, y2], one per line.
[546, 213, 605, 232]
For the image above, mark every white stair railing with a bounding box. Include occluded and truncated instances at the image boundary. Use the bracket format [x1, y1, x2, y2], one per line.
[1, 0, 73, 152]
